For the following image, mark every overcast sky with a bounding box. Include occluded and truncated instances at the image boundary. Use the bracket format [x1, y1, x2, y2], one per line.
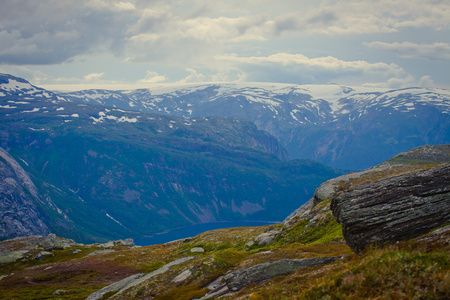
[1, 0, 449, 90]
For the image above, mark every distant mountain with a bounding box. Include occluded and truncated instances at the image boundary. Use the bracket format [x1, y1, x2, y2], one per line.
[1, 144, 448, 300]
[0, 74, 343, 242]
[61, 82, 450, 170]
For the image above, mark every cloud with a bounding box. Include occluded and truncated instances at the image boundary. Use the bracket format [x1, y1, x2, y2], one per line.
[0, 0, 135, 65]
[418, 75, 435, 88]
[365, 42, 450, 61]
[215, 53, 405, 84]
[362, 74, 437, 89]
[177, 68, 206, 83]
[0, 65, 50, 84]
[84, 72, 105, 81]
[138, 71, 168, 83]
[271, 0, 450, 35]
[125, 13, 269, 64]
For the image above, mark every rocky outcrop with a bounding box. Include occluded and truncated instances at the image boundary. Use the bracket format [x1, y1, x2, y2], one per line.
[331, 163, 450, 253]
[86, 256, 195, 300]
[0, 147, 50, 239]
[245, 227, 282, 248]
[86, 273, 145, 300]
[201, 256, 342, 299]
[385, 144, 450, 164]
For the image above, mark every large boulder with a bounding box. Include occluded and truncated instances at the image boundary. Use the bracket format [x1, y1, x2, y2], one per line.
[331, 163, 450, 253]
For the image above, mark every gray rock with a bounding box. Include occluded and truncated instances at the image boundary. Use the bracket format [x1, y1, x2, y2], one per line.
[172, 269, 192, 283]
[86, 273, 145, 300]
[190, 247, 205, 253]
[253, 228, 282, 246]
[87, 256, 196, 299]
[117, 238, 135, 247]
[35, 251, 54, 261]
[224, 256, 342, 292]
[331, 163, 450, 253]
[87, 249, 115, 257]
[0, 250, 29, 263]
[244, 240, 255, 249]
[283, 164, 391, 228]
[202, 256, 341, 298]
[53, 289, 71, 295]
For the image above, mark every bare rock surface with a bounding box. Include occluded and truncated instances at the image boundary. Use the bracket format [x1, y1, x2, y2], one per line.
[86, 273, 145, 300]
[331, 163, 450, 253]
[86, 256, 195, 299]
[252, 227, 282, 246]
[0, 147, 50, 239]
[201, 256, 341, 298]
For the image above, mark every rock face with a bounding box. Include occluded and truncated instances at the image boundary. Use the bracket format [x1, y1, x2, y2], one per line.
[201, 256, 342, 298]
[86, 256, 195, 300]
[0, 147, 50, 240]
[331, 163, 450, 253]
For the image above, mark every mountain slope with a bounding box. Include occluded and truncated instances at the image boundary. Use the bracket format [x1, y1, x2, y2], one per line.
[0, 145, 448, 300]
[62, 83, 450, 170]
[0, 147, 50, 239]
[0, 74, 343, 242]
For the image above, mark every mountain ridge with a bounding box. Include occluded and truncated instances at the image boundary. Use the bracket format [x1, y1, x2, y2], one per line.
[0, 74, 343, 243]
[60, 81, 450, 170]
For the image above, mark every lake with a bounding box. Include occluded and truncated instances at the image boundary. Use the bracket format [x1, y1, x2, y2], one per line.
[133, 220, 279, 246]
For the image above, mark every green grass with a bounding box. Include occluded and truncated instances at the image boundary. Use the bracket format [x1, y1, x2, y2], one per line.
[222, 239, 450, 300]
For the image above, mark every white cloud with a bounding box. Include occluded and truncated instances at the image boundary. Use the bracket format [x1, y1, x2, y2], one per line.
[177, 68, 206, 83]
[215, 53, 405, 83]
[138, 71, 167, 83]
[362, 74, 438, 89]
[365, 42, 450, 61]
[418, 75, 435, 87]
[84, 72, 105, 81]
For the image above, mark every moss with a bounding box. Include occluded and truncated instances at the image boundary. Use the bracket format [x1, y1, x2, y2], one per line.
[140, 261, 166, 273]
[220, 239, 449, 300]
[153, 284, 208, 300]
[213, 250, 246, 269]
[303, 247, 450, 299]
[275, 212, 343, 246]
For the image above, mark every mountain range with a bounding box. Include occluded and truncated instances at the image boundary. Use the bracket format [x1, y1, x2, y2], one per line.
[0, 74, 343, 243]
[61, 82, 450, 170]
[0, 144, 448, 300]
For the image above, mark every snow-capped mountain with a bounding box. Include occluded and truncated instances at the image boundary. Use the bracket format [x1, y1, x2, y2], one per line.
[62, 82, 450, 170]
[2, 73, 345, 242]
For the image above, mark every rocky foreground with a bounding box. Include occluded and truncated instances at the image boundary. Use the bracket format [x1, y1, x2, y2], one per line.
[0, 145, 449, 299]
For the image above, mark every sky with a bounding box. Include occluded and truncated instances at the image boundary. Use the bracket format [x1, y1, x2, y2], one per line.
[0, 0, 449, 91]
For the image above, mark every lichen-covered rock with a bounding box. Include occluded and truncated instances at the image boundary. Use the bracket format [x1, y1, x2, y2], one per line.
[331, 163, 450, 253]
[253, 228, 282, 246]
[86, 273, 145, 300]
[201, 256, 341, 298]
[0, 250, 29, 263]
[172, 269, 192, 283]
[190, 247, 205, 253]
